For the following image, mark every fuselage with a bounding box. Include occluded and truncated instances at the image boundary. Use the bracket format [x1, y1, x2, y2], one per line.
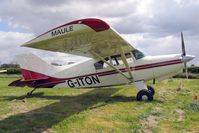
[52, 54, 184, 88]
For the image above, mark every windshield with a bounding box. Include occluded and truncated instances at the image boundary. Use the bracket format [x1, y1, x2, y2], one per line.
[132, 49, 145, 60]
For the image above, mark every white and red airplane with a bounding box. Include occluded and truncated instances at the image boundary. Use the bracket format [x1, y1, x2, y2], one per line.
[9, 18, 195, 101]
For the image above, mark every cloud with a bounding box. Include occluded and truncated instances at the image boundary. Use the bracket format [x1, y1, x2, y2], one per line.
[122, 32, 199, 65]
[0, 0, 138, 35]
[0, 31, 34, 63]
[112, 0, 199, 36]
[1, 0, 199, 35]
[0, 0, 198, 65]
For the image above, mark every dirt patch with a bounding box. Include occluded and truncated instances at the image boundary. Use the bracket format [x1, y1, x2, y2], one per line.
[11, 102, 30, 114]
[137, 115, 159, 133]
[152, 106, 162, 112]
[144, 115, 159, 126]
[173, 109, 186, 121]
[158, 89, 176, 97]
[160, 123, 174, 133]
[0, 99, 30, 120]
[137, 105, 164, 133]
[42, 128, 56, 133]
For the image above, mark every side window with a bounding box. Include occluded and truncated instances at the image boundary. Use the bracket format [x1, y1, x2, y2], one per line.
[94, 60, 104, 70]
[132, 50, 145, 60]
[94, 58, 109, 70]
[94, 52, 135, 70]
[111, 53, 133, 65]
[112, 56, 120, 66]
[94, 56, 119, 70]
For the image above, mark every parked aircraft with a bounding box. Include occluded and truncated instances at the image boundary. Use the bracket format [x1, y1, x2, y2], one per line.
[0, 70, 7, 73]
[9, 18, 195, 101]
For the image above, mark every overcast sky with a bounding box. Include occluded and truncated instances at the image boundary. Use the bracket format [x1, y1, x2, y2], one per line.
[0, 0, 198, 65]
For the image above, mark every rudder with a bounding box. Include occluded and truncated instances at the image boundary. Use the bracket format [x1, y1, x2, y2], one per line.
[17, 53, 56, 80]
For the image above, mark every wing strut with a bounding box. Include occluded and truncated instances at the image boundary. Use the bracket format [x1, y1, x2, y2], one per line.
[118, 44, 134, 80]
[90, 51, 131, 82]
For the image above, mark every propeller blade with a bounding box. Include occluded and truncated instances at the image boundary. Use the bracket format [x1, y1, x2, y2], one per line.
[181, 32, 186, 56]
[184, 63, 188, 79]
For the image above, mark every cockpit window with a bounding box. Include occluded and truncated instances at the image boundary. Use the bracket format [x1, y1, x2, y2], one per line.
[132, 49, 145, 60]
[94, 52, 134, 70]
[94, 60, 104, 70]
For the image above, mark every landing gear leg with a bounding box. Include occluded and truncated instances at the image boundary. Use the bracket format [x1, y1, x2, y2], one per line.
[27, 88, 37, 97]
[133, 81, 154, 101]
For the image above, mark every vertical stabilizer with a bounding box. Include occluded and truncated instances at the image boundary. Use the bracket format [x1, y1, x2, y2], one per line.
[17, 53, 56, 80]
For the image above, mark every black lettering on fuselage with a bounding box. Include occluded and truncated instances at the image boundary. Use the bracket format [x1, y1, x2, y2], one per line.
[76, 78, 81, 86]
[91, 75, 100, 84]
[85, 77, 92, 85]
[78, 77, 85, 86]
[67, 80, 75, 88]
[66, 75, 101, 88]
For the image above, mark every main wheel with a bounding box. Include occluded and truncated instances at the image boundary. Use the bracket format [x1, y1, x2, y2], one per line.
[136, 89, 153, 101]
[147, 85, 155, 96]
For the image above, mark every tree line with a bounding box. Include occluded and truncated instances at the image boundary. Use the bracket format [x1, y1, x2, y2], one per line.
[0, 63, 21, 74]
[1, 63, 199, 77]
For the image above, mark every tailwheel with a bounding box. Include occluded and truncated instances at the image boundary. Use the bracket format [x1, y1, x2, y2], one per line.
[136, 89, 153, 101]
[27, 92, 32, 97]
[27, 88, 37, 97]
[147, 85, 155, 96]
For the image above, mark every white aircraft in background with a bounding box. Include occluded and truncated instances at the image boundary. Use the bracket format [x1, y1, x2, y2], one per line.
[0, 70, 7, 73]
[9, 18, 195, 101]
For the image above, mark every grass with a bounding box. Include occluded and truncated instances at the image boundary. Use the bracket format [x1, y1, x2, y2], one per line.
[0, 76, 198, 133]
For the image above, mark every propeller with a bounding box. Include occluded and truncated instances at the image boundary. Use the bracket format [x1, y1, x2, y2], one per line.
[181, 32, 188, 79]
[181, 32, 186, 56]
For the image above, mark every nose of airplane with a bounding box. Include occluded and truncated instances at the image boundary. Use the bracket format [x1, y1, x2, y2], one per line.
[182, 55, 195, 63]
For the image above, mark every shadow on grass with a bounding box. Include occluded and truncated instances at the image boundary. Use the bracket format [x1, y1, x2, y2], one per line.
[0, 88, 163, 132]
[0, 88, 129, 132]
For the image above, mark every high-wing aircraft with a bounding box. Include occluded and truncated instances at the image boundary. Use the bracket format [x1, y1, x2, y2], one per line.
[9, 18, 195, 101]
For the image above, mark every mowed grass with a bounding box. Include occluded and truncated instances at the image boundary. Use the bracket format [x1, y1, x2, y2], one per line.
[0, 76, 198, 133]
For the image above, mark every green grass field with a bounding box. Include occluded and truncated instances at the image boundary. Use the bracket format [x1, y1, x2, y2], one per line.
[0, 76, 198, 133]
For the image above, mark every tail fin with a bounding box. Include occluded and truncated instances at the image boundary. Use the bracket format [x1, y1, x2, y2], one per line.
[17, 53, 56, 81]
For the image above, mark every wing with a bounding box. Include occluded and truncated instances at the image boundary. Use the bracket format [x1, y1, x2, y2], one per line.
[23, 18, 135, 59]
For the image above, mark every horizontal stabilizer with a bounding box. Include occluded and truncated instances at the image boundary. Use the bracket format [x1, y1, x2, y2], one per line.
[8, 79, 26, 87]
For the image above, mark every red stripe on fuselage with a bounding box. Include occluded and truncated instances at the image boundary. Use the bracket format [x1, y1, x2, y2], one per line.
[98, 59, 182, 76]
[21, 59, 183, 88]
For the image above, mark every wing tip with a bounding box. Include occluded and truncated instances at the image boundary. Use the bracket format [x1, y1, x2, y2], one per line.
[77, 18, 110, 32]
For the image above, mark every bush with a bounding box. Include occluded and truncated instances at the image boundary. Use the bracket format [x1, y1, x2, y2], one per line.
[187, 66, 199, 73]
[6, 68, 21, 74]
[0, 64, 20, 68]
[173, 73, 199, 79]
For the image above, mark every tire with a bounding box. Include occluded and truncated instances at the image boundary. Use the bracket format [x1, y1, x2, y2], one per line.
[136, 89, 153, 101]
[147, 85, 155, 96]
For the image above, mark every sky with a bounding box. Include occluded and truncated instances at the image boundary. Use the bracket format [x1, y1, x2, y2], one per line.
[0, 0, 198, 65]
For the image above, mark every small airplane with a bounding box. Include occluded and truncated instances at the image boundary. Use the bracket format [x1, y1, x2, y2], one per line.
[0, 70, 7, 73]
[9, 18, 195, 101]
